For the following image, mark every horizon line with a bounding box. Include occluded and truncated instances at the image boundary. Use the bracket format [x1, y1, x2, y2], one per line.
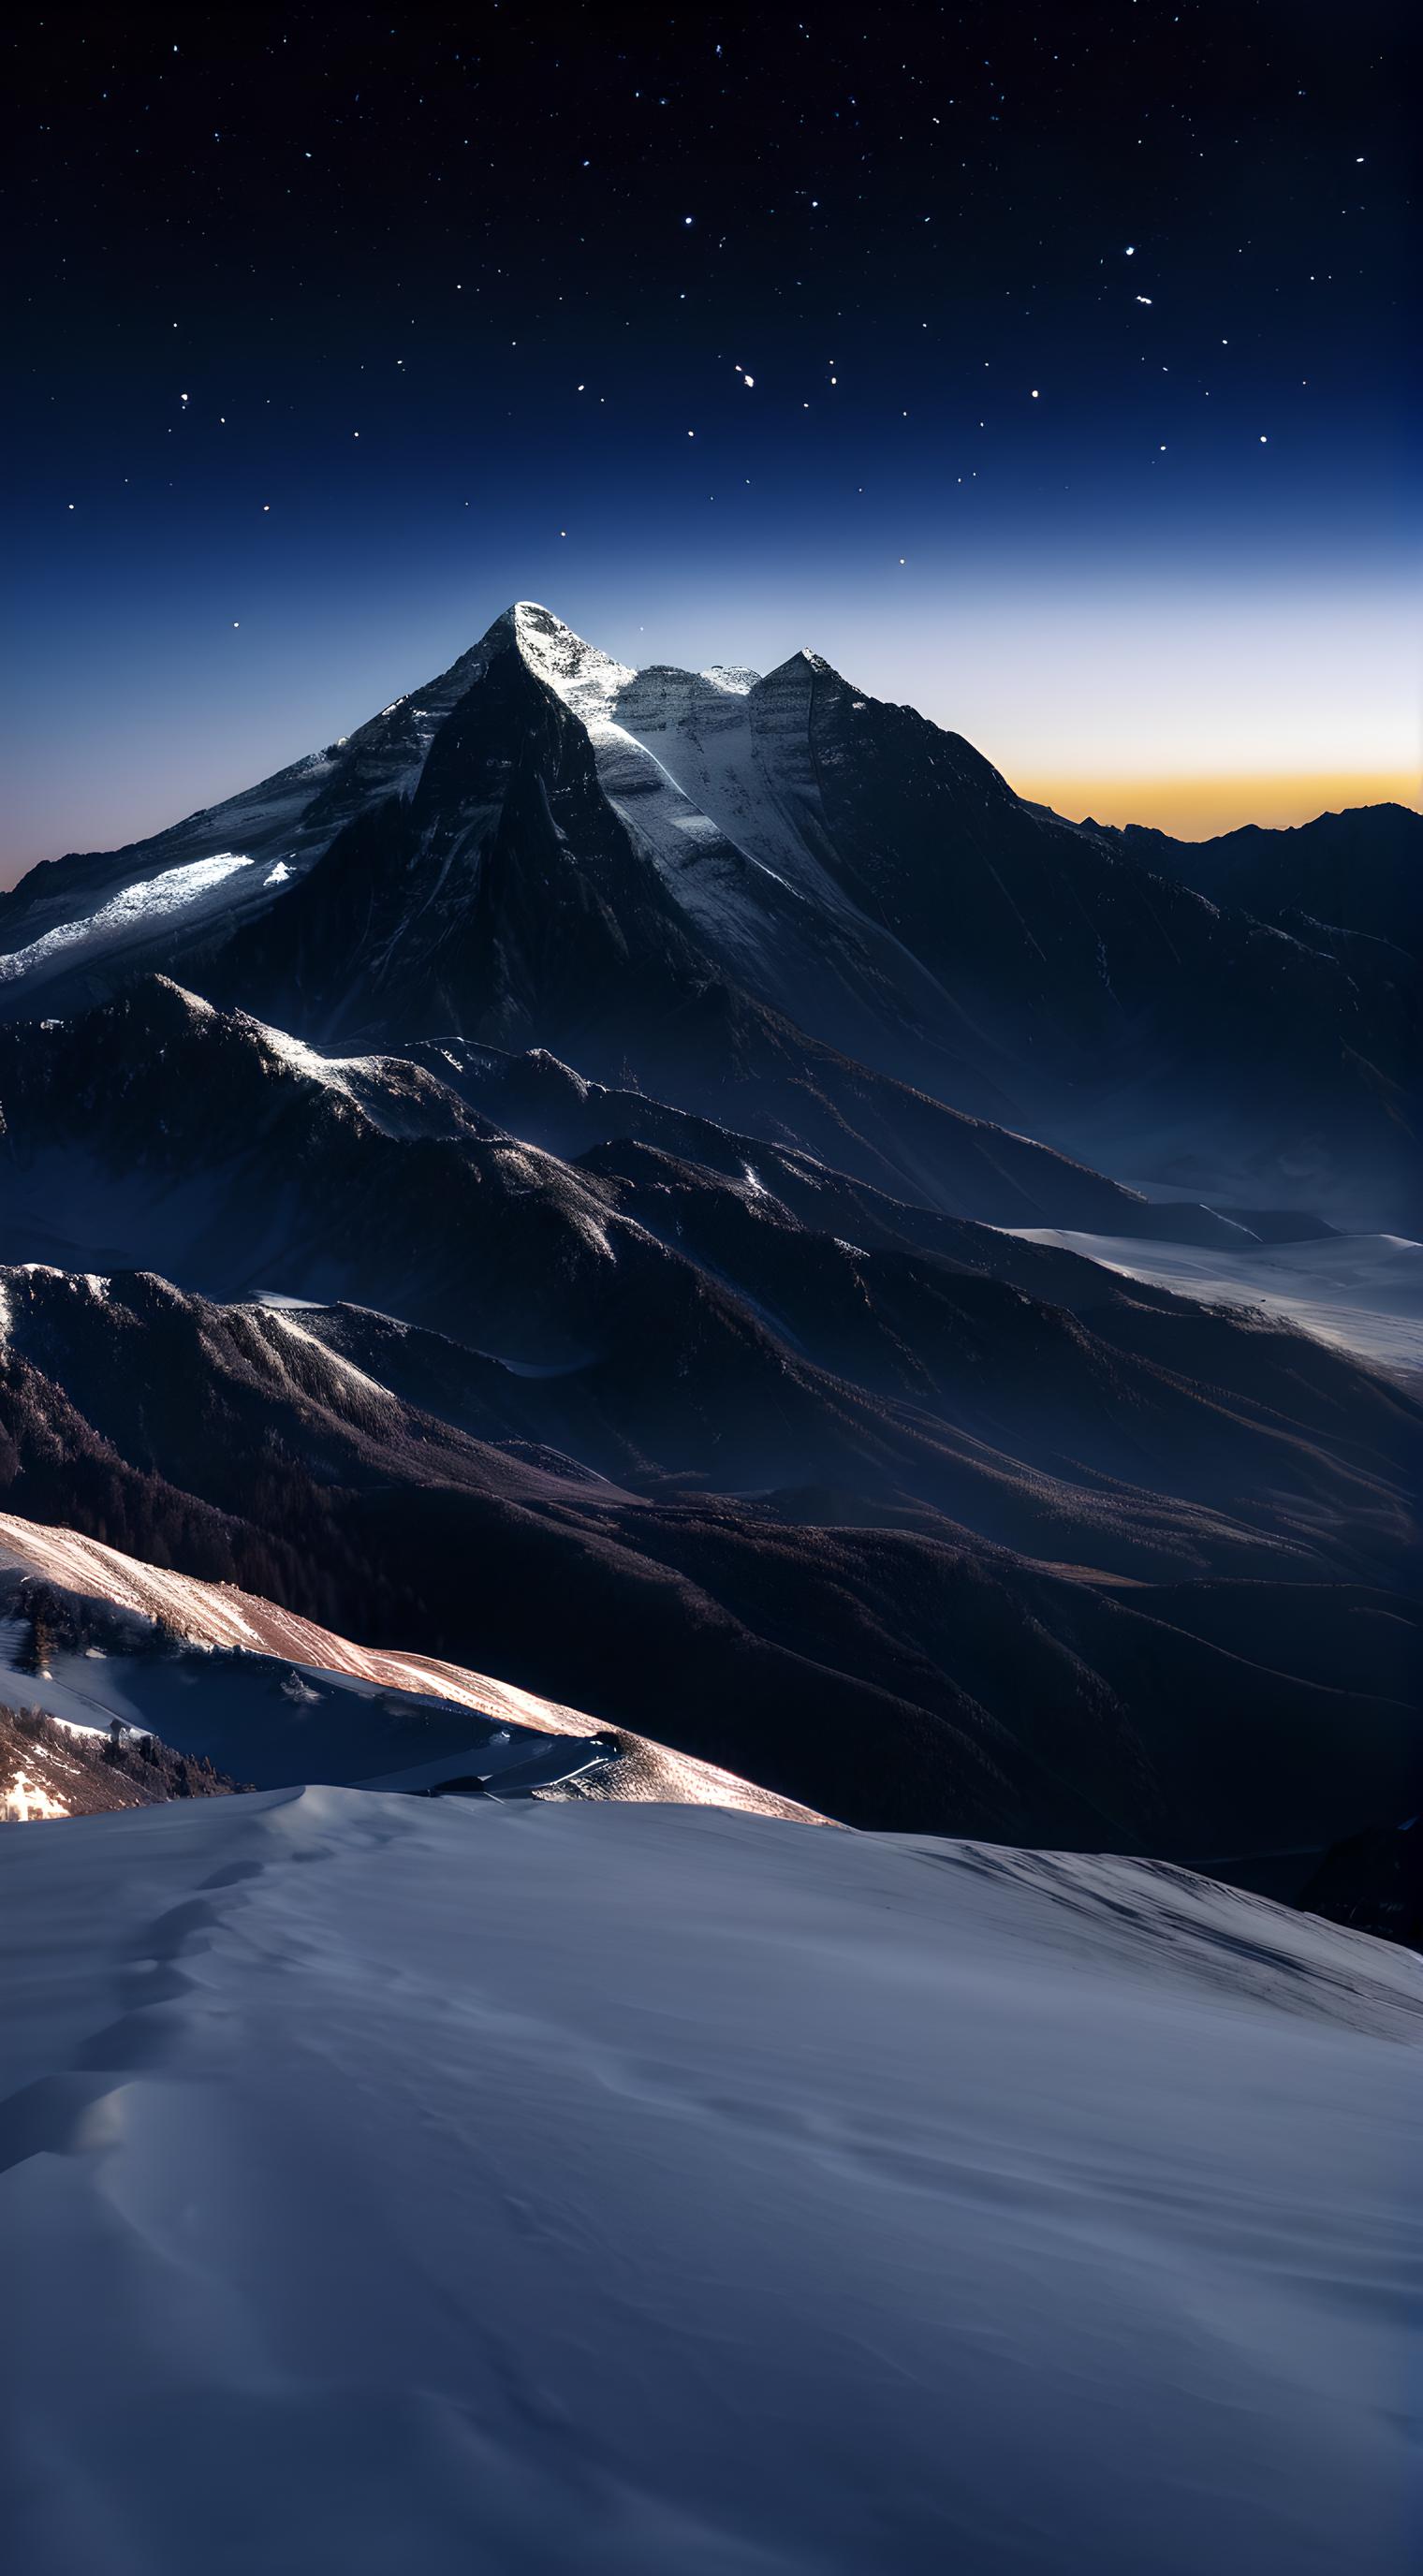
[1013, 769, 1420, 842]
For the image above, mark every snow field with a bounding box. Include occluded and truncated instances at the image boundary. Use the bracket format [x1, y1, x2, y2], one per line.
[0, 1791, 1417, 2574]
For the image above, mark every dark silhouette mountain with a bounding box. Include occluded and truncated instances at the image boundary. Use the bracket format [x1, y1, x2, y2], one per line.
[1105, 802, 1423, 964]
[1298, 1814, 1423, 1950]
[3, 604, 1416, 1226]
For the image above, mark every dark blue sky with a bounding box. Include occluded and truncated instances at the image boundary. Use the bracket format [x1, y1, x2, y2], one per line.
[5, 2, 1416, 878]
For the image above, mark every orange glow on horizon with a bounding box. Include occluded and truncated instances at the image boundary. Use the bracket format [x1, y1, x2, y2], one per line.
[1013, 769, 1422, 842]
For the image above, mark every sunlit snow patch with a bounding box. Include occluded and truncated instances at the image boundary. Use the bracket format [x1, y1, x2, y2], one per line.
[0, 854, 254, 982]
[3, 1770, 69, 1822]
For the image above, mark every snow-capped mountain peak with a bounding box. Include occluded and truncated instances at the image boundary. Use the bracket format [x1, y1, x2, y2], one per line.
[499, 599, 635, 725]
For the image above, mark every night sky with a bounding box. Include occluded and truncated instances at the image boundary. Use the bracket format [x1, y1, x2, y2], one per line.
[5, 1, 1416, 880]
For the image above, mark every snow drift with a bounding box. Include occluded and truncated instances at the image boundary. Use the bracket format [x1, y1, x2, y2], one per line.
[0, 1791, 1417, 2573]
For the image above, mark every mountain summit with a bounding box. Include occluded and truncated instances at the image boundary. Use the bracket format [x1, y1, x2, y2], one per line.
[2, 601, 1418, 1224]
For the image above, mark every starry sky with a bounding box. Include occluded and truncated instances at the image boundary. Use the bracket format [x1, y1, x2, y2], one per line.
[4, 1, 1416, 884]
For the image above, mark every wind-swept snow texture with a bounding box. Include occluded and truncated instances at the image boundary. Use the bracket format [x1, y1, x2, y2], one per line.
[0, 1792, 1417, 2574]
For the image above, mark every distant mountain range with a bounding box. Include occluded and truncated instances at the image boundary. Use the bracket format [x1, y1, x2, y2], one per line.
[1101, 801, 1423, 966]
[0, 604, 1417, 1876]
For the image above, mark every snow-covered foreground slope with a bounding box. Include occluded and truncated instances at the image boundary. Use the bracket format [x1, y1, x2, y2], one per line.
[1, 1793, 1417, 2574]
[1012, 1226, 1423, 1375]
